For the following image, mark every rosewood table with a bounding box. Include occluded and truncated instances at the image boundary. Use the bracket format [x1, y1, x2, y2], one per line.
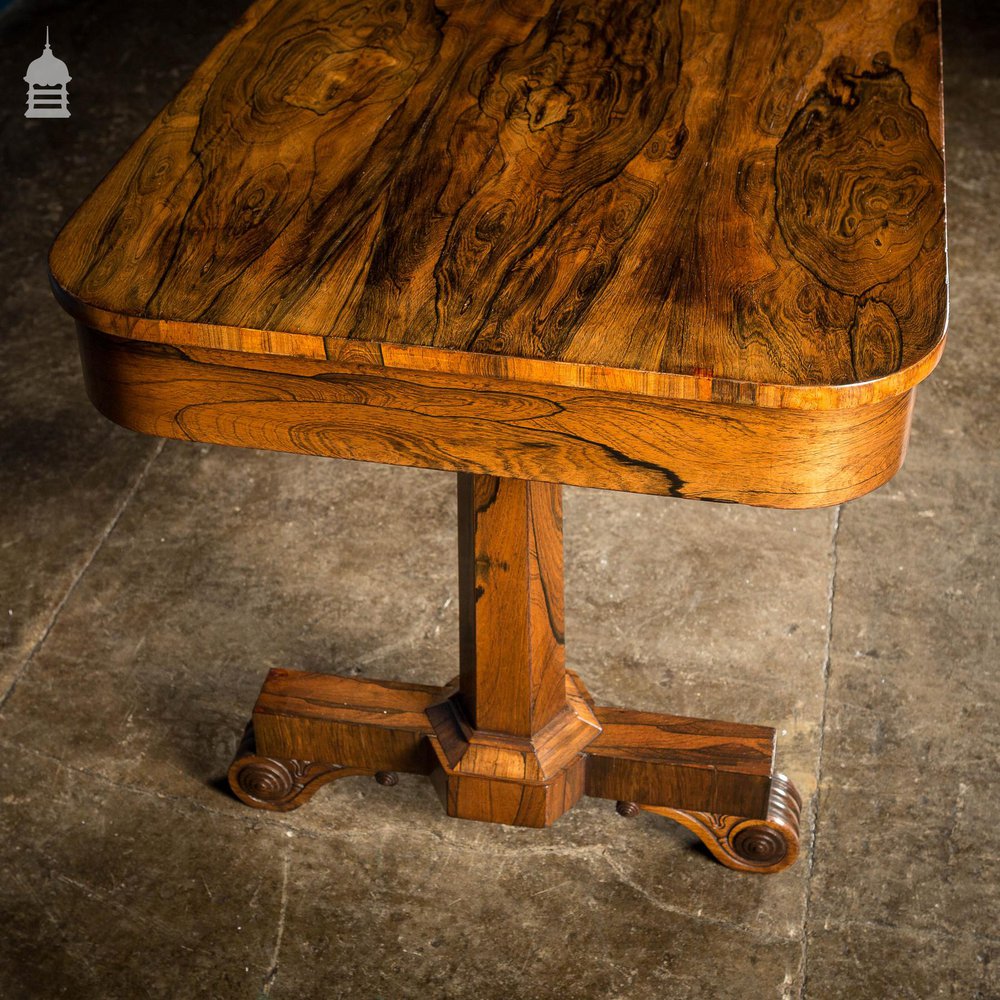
[49, 0, 946, 874]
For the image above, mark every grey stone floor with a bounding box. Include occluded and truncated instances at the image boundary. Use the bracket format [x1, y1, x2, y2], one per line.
[1, 1, 997, 997]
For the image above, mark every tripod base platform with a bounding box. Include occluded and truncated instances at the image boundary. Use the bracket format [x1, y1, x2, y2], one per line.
[229, 667, 801, 874]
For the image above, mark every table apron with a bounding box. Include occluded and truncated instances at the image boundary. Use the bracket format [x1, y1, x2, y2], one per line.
[77, 325, 914, 509]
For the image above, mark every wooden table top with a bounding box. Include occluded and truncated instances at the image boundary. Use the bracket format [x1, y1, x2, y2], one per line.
[50, 0, 946, 413]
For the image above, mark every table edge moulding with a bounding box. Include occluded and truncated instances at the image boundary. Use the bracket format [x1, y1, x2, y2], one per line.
[49, 0, 947, 874]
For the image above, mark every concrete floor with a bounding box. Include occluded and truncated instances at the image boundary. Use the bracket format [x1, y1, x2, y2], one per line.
[1, 1, 997, 997]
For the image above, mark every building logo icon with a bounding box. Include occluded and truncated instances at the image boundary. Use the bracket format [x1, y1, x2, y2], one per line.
[24, 28, 71, 119]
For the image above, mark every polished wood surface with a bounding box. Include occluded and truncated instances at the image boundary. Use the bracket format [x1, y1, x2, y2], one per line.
[230, 662, 799, 866]
[457, 475, 566, 736]
[435, 474, 599, 827]
[50, 0, 945, 413]
[586, 706, 774, 817]
[77, 325, 916, 508]
[622, 773, 803, 874]
[227, 472, 801, 866]
[425, 672, 600, 827]
[54, 0, 949, 873]
[254, 669, 444, 773]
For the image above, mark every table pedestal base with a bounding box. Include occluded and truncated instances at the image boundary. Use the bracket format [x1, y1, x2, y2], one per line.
[229, 667, 800, 874]
[228, 473, 801, 874]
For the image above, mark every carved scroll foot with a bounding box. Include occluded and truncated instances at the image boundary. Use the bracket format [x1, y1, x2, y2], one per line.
[631, 773, 803, 874]
[227, 722, 372, 812]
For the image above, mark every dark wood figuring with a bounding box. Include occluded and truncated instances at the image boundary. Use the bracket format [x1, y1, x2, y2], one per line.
[253, 669, 444, 774]
[457, 475, 566, 736]
[54, 0, 949, 508]
[226, 473, 801, 866]
[77, 325, 916, 508]
[585, 706, 775, 817]
[433, 474, 599, 827]
[230, 660, 798, 864]
[52, 0, 949, 875]
[50, 0, 945, 416]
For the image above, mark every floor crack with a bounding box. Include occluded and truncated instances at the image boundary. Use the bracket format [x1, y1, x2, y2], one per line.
[797, 504, 842, 999]
[600, 846, 797, 944]
[262, 843, 291, 996]
[0, 438, 165, 712]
